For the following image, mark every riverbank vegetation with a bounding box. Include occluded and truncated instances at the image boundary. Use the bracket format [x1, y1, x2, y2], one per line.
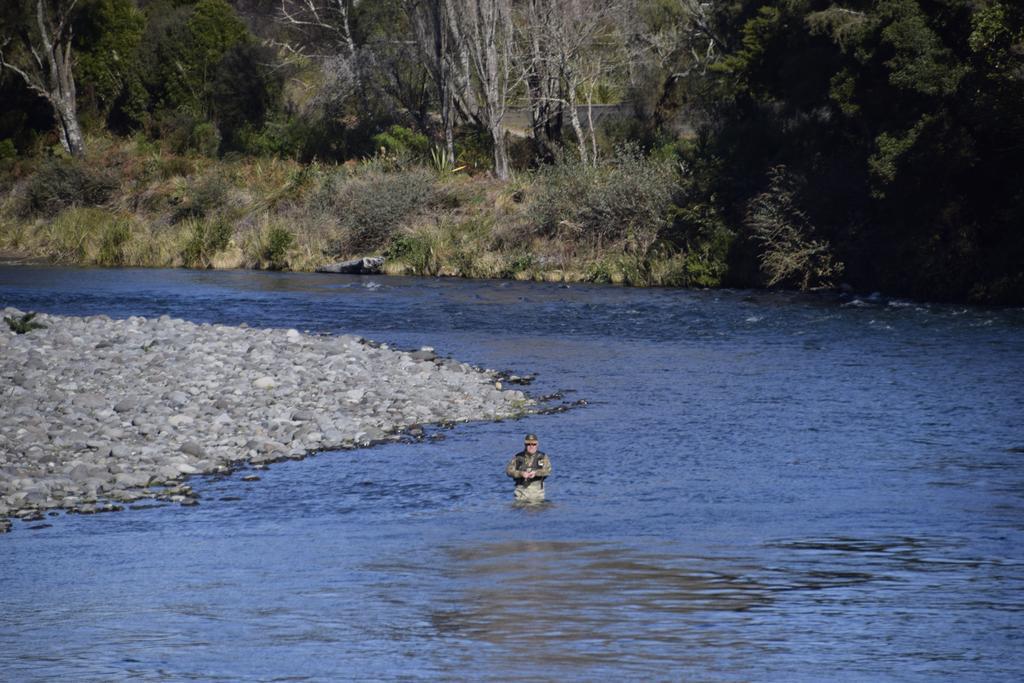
[1, 0, 1021, 302]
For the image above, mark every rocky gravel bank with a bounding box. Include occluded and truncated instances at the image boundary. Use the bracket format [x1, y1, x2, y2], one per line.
[0, 308, 529, 530]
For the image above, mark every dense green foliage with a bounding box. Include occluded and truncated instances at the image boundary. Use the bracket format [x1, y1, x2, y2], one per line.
[657, 0, 1024, 301]
[74, 0, 148, 131]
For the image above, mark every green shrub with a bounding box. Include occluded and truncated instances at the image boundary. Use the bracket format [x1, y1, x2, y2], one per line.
[233, 117, 306, 159]
[262, 226, 294, 269]
[0, 139, 17, 178]
[182, 218, 232, 267]
[155, 110, 196, 153]
[372, 125, 430, 159]
[585, 253, 647, 286]
[505, 251, 536, 275]
[386, 233, 440, 274]
[746, 166, 844, 290]
[157, 110, 222, 156]
[664, 203, 734, 287]
[191, 122, 222, 157]
[5, 312, 46, 334]
[18, 158, 118, 217]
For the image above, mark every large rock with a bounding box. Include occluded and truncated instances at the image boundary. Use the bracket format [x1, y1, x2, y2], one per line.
[316, 256, 385, 274]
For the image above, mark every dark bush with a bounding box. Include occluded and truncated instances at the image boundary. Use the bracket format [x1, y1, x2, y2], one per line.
[171, 173, 228, 223]
[524, 147, 678, 251]
[212, 43, 284, 153]
[319, 168, 436, 255]
[454, 126, 494, 174]
[156, 110, 221, 156]
[17, 158, 118, 217]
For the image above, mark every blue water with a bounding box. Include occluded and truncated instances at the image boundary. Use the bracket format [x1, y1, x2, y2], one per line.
[1, 266, 1023, 681]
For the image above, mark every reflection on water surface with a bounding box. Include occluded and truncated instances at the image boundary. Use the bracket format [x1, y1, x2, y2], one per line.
[433, 541, 769, 670]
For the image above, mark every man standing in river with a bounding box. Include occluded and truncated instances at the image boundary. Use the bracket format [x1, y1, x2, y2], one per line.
[505, 434, 551, 502]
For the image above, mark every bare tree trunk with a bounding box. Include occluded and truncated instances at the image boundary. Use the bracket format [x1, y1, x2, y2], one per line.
[441, 87, 456, 159]
[279, 0, 363, 91]
[586, 78, 598, 164]
[407, 0, 458, 159]
[55, 92, 84, 157]
[523, 0, 561, 162]
[490, 123, 509, 179]
[279, 0, 359, 60]
[519, 0, 626, 166]
[0, 0, 85, 157]
[437, 5, 457, 160]
[566, 68, 588, 165]
[444, 0, 482, 129]
[338, 0, 357, 60]
[451, 0, 514, 179]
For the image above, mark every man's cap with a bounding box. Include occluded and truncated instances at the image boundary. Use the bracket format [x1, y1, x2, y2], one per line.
[524, 433, 538, 444]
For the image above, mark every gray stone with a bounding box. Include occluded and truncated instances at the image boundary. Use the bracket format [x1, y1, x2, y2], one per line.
[73, 394, 107, 410]
[180, 441, 206, 458]
[69, 464, 94, 482]
[114, 397, 140, 413]
[315, 256, 385, 274]
[166, 391, 188, 407]
[115, 472, 149, 488]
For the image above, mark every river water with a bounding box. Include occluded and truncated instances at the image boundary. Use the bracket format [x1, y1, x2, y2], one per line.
[1, 266, 1022, 681]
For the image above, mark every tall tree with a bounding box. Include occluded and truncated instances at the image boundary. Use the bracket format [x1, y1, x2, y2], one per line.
[74, 0, 146, 132]
[448, 0, 515, 179]
[519, 0, 563, 162]
[405, 0, 458, 158]
[517, 0, 628, 165]
[0, 0, 86, 156]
